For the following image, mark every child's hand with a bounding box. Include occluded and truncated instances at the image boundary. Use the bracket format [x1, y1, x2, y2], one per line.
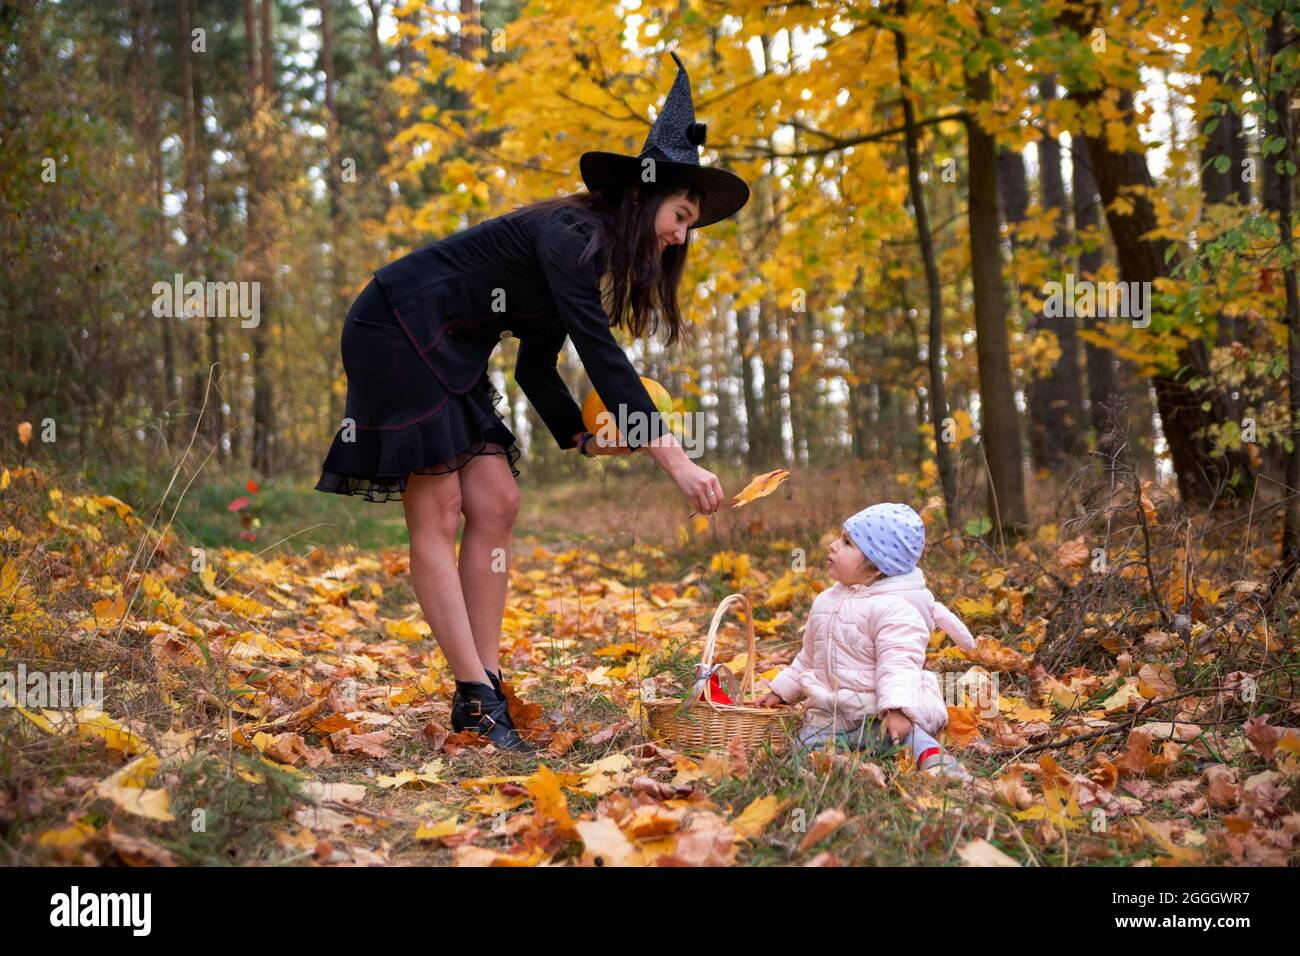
[880, 709, 913, 742]
[755, 691, 785, 708]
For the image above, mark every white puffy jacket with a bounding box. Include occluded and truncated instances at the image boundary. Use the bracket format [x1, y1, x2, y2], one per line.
[767, 569, 974, 735]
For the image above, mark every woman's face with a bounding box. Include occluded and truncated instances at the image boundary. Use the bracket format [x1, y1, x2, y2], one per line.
[654, 190, 701, 255]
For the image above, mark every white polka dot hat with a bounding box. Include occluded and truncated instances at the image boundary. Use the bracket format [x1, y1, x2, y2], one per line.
[579, 50, 750, 228]
[843, 503, 926, 578]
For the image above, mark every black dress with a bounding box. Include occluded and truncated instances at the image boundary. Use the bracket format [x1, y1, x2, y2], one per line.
[315, 203, 670, 503]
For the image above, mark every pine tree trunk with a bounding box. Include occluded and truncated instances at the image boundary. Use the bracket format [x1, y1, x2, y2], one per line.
[178, 0, 207, 449]
[248, 0, 276, 475]
[965, 57, 1028, 531]
[1267, 12, 1300, 556]
[1075, 94, 1251, 503]
[1060, 0, 1252, 505]
[190, 0, 225, 460]
[1033, 76, 1086, 466]
[893, 4, 958, 524]
[1071, 137, 1122, 464]
[320, 0, 346, 444]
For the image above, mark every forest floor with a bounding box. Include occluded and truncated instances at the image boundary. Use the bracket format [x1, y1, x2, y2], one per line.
[2, 456, 1298, 866]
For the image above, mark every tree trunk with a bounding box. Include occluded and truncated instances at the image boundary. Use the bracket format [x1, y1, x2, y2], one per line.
[188, 0, 225, 460]
[132, 0, 176, 438]
[893, 4, 958, 524]
[997, 146, 1029, 238]
[363, 0, 395, 220]
[1071, 136, 1122, 465]
[1032, 76, 1086, 467]
[248, 0, 276, 474]
[178, 0, 208, 448]
[1061, 1, 1253, 505]
[1078, 102, 1251, 502]
[965, 57, 1028, 531]
[320, 0, 346, 438]
[1268, 12, 1300, 557]
[735, 301, 763, 469]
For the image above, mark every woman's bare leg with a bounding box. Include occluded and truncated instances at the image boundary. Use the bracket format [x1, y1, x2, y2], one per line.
[456, 451, 520, 675]
[402, 470, 491, 684]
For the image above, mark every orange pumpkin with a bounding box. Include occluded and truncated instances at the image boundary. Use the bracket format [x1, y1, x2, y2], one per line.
[582, 376, 674, 441]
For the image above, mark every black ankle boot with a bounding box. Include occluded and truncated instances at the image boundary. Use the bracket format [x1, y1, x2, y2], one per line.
[450, 680, 531, 753]
[483, 669, 518, 728]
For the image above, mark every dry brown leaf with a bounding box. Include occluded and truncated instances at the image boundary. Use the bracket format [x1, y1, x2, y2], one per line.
[1204, 765, 1242, 809]
[1244, 715, 1285, 761]
[995, 770, 1035, 811]
[656, 823, 738, 866]
[796, 808, 846, 853]
[329, 729, 391, 759]
[1054, 536, 1090, 570]
[1114, 729, 1155, 777]
[99, 825, 177, 866]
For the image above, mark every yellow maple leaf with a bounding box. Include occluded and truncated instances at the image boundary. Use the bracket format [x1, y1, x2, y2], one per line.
[103, 754, 160, 789]
[384, 617, 431, 642]
[38, 819, 97, 860]
[465, 788, 528, 816]
[95, 783, 175, 822]
[525, 764, 578, 835]
[730, 794, 786, 840]
[415, 816, 462, 841]
[76, 709, 151, 756]
[731, 469, 791, 509]
[217, 592, 271, 619]
[1013, 785, 1083, 830]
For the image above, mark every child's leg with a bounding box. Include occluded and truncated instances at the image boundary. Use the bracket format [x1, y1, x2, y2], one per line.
[791, 721, 837, 764]
[842, 716, 887, 752]
[895, 722, 970, 776]
[848, 716, 945, 764]
[822, 715, 974, 779]
[795, 722, 838, 749]
[903, 723, 943, 765]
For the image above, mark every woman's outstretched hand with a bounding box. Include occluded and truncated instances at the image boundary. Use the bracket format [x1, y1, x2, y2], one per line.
[637, 433, 725, 515]
[671, 460, 725, 515]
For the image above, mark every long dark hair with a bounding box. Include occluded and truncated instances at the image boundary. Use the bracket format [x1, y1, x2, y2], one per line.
[515, 176, 704, 347]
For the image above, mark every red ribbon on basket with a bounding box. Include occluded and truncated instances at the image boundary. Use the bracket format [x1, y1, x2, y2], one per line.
[692, 663, 734, 705]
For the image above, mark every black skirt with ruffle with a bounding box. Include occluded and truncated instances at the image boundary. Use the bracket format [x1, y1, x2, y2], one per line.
[314, 278, 522, 503]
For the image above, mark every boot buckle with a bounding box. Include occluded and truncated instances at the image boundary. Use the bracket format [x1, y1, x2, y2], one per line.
[469, 700, 482, 717]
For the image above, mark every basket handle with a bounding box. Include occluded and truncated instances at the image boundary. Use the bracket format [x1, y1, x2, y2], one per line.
[696, 592, 756, 710]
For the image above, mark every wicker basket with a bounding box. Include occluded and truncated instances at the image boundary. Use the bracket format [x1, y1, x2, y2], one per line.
[644, 592, 796, 755]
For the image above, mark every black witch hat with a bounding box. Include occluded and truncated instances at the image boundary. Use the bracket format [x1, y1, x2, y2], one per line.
[579, 50, 749, 229]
